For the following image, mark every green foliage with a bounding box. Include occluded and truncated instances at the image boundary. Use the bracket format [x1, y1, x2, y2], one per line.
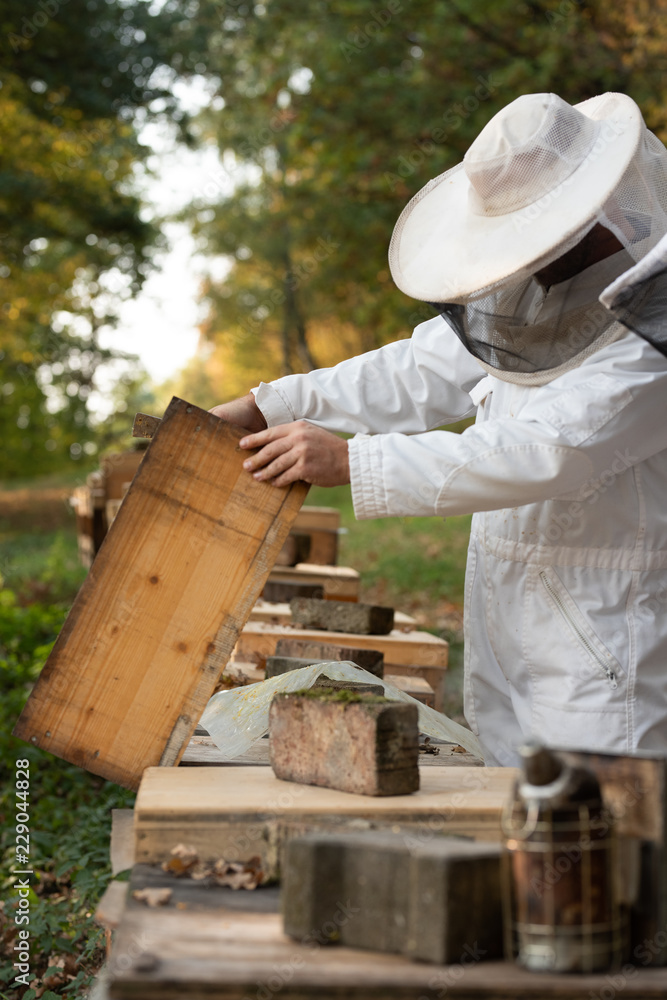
[0, 590, 134, 997]
[0, 529, 87, 606]
[0, 0, 203, 479]
[187, 0, 667, 392]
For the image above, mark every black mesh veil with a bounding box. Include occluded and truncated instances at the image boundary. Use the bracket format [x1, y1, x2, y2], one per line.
[408, 97, 667, 386]
[599, 233, 667, 359]
[430, 246, 634, 385]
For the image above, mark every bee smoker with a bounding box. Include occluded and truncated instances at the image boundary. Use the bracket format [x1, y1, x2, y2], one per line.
[501, 744, 627, 972]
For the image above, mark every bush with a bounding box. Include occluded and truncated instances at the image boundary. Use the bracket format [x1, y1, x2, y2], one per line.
[0, 590, 134, 998]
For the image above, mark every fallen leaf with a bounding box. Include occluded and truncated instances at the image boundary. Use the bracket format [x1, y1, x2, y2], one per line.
[162, 843, 199, 875]
[190, 863, 213, 881]
[212, 856, 264, 890]
[133, 888, 173, 907]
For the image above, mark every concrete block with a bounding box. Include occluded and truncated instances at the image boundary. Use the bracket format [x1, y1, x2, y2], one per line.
[406, 839, 503, 963]
[313, 676, 384, 697]
[265, 655, 324, 678]
[290, 597, 394, 635]
[283, 832, 412, 951]
[265, 657, 384, 695]
[269, 690, 419, 796]
[262, 580, 324, 603]
[275, 637, 384, 677]
[282, 832, 503, 962]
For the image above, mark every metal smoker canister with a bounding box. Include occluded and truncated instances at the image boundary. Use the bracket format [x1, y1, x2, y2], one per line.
[501, 744, 626, 973]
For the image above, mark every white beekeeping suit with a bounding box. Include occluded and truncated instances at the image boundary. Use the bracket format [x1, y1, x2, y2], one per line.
[253, 93, 667, 766]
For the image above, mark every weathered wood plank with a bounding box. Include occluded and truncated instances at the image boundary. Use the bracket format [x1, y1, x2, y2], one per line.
[111, 809, 135, 875]
[107, 906, 667, 999]
[13, 398, 308, 789]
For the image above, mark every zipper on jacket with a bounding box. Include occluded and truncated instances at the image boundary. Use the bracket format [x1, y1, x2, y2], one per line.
[539, 571, 618, 689]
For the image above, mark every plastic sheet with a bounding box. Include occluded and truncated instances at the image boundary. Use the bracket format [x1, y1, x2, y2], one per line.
[200, 661, 482, 760]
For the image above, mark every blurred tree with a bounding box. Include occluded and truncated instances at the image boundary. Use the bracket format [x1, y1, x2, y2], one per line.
[187, 0, 667, 396]
[0, 0, 209, 478]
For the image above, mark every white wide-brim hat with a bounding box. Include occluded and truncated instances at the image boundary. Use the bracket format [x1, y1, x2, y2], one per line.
[389, 92, 643, 303]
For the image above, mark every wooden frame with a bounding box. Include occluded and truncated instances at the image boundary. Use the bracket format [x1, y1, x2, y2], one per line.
[13, 398, 308, 789]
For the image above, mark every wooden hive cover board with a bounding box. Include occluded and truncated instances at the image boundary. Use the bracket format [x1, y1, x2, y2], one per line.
[13, 398, 308, 789]
[134, 765, 516, 873]
[135, 765, 512, 821]
[267, 563, 360, 599]
[235, 621, 449, 668]
[292, 506, 340, 531]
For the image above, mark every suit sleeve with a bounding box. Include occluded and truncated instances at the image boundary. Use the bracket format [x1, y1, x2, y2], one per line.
[349, 331, 667, 519]
[252, 316, 484, 435]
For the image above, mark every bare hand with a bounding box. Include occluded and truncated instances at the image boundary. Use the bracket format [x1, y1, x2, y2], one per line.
[208, 393, 267, 434]
[239, 421, 350, 488]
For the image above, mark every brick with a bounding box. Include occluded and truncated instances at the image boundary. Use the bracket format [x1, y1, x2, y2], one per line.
[282, 832, 503, 962]
[262, 580, 324, 603]
[290, 597, 394, 635]
[269, 691, 419, 796]
[275, 637, 384, 678]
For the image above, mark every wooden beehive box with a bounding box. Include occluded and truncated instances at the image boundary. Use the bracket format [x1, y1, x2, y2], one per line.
[13, 398, 308, 789]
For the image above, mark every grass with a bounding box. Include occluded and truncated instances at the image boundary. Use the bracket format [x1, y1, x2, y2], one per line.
[0, 475, 471, 997]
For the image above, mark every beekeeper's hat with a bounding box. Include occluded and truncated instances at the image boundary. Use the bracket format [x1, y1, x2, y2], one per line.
[389, 92, 645, 303]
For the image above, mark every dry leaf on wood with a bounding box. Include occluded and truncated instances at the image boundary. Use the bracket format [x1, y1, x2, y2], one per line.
[161, 843, 199, 875]
[132, 887, 173, 907]
[212, 856, 264, 890]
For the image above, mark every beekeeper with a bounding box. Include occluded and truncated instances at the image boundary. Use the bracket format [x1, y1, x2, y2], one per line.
[210, 93, 667, 766]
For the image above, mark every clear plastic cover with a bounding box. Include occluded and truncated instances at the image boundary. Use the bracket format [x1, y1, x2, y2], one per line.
[200, 661, 482, 760]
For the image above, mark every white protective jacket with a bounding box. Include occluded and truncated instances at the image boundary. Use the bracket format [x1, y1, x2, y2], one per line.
[253, 315, 667, 766]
